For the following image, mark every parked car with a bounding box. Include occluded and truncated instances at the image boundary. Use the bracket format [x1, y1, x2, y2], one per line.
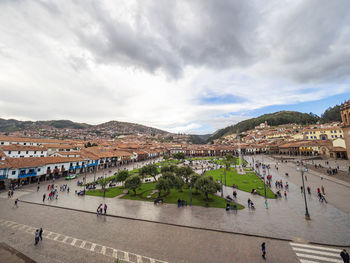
[65, 174, 78, 180]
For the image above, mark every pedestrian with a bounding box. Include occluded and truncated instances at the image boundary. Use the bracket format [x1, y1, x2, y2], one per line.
[104, 204, 107, 215]
[307, 186, 311, 195]
[340, 249, 349, 263]
[321, 185, 325, 195]
[248, 198, 251, 208]
[39, 228, 43, 241]
[42, 193, 46, 202]
[317, 188, 320, 194]
[8, 190, 11, 198]
[300, 186, 303, 193]
[34, 229, 40, 245]
[56, 194, 58, 200]
[14, 198, 18, 208]
[261, 242, 266, 259]
[284, 191, 287, 198]
[67, 187, 70, 193]
[37, 185, 40, 192]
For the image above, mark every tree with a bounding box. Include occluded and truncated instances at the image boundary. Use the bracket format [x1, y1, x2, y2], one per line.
[139, 164, 159, 181]
[189, 173, 201, 190]
[155, 177, 171, 197]
[125, 175, 142, 195]
[163, 155, 169, 161]
[116, 170, 129, 185]
[194, 176, 221, 201]
[173, 152, 185, 160]
[97, 177, 109, 198]
[175, 166, 193, 182]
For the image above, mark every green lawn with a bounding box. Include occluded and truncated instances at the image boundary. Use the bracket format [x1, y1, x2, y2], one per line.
[85, 187, 125, 198]
[120, 182, 244, 209]
[205, 169, 276, 199]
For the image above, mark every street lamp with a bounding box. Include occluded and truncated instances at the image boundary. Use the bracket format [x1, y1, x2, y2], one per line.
[263, 165, 267, 209]
[221, 168, 224, 197]
[296, 166, 310, 220]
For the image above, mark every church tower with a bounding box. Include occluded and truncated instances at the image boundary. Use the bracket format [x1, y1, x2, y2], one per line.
[340, 100, 350, 159]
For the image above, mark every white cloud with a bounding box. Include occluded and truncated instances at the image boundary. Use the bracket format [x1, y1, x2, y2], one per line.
[0, 0, 349, 134]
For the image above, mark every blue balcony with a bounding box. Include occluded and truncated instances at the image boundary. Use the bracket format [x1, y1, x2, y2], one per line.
[18, 172, 37, 178]
[69, 166, 74, 170]
[0, 175, 6, 180]
[75, 165, 81, 169]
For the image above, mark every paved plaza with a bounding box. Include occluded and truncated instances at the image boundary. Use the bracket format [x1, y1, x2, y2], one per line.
[1, 155, 349, 262]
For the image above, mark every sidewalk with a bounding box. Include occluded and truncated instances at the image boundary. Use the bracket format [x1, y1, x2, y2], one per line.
[15, 159, 350, 246]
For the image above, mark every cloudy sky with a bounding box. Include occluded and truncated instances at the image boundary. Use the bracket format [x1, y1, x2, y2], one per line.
[0, 0, 349, 134]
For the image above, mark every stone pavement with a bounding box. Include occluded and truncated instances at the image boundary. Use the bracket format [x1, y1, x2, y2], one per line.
[0, 196, 306, 263]
[0, 242, 36, 263]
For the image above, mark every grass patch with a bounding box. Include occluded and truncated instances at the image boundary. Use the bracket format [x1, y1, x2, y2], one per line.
[121, 182, 244, 209]
[205, 169, 276, 199]
[85, 187, 125, 198]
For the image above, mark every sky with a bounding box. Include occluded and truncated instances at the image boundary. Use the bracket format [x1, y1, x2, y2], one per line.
[0, 0, 350, 135]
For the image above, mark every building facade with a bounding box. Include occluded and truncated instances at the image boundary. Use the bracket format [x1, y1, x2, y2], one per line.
[340, 100, 350, 159]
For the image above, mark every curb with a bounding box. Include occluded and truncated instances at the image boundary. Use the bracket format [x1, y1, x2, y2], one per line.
[0, 242, 36, 263]
[18, 199, 350, 248]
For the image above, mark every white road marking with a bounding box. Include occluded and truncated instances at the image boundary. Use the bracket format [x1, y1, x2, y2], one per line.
[101, 246, 106, 255]
[296, 253, 342, 263]
[80, 241, 86, 248]
[70, 238, 77, 246]
[124, 252, 130, 261]
[299, 259, 320, 263]
[90, 243, 96, 252]
[137, 255, 143, 263]
[292, 247, 340, 257]
[290, 242, 342, 252]
[0, 218, 168, 263]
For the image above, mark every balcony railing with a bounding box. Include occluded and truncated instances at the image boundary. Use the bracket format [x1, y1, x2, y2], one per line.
[18, 172, 37, 178]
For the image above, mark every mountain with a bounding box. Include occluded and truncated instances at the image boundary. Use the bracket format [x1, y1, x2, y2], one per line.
[320, 105, 341, 123]
[189, 134, 211, 144]
[0, 118, 168, 135]
[208, 111, 320, 141]
[94, 121, 168, 135]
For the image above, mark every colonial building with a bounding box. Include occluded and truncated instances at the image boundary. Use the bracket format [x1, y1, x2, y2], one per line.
[340, 100, 350, 159]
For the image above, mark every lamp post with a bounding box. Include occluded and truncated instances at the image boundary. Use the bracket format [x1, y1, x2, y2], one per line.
[263, 165, 268, 208]
[296, 166, 310, 220]
[221, 168, 224, 197]
[190, 185, 192, 206]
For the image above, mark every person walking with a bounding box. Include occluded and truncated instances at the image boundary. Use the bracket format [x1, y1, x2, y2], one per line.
[300, 186, 303, 194]
[42, 193, 46, 202]
[341, 249, 349, 263]
[104, 204, 107, 215]
[307, 186, 311, 195]
[248, 198, 251, 208]
[14, 198, 18, 208]
[39, 228, 43, 241]
[284, 191, 287, 198]
[34, 229, 40, 245]
[261, 242, 266, 259]
[37, 185, 40, 192]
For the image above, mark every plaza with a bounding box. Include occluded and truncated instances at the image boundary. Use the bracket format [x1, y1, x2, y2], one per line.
[1, 154, 349, 263]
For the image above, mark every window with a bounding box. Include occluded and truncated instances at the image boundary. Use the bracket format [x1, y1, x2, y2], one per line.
[330, 131, 333, 133]
[18, 151, 20, 154]
[331, 135, 334, 138]
[34, 151, 36, 154]
[334, 130, 337, 133]
[340, 135, 343, 138]
[306, 136, 308, 139]
[335, 135, 338, 138]
[41, 151, 43, 154]
[37, 168, 41, 172]
[305, 132, 308, 134]
[12, 171, 16, 175]
[8, 151, 11, 154]
[26, 151, 28, 154]
[24, 143, 26, 145]
[1, 142, 3, 145]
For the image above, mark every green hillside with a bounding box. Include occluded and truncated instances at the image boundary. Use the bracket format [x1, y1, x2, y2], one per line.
[208, 111, 320, 141]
